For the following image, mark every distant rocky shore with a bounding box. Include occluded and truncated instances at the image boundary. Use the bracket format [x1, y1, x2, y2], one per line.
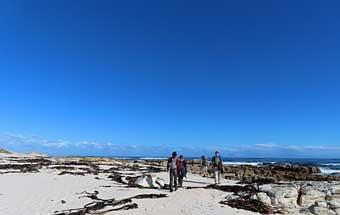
[185, 159, 340, 182]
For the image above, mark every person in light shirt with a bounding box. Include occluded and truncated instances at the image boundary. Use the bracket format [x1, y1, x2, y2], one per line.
[211, 151, 223, 185]
[167, 151, 179, 192]
[200, 155, 209, 177]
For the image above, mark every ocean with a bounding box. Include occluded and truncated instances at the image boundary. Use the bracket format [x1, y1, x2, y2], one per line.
[110, 157, 340, 175]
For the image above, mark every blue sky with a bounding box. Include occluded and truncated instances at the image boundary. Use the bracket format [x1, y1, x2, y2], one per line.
[1, 1, 340, 158]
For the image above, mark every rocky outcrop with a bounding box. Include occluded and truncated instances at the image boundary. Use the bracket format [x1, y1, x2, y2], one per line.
[299, 185, 326, 207]
[220, 164, 339, 182]
[26, 152, 48, 157]
[0, 148, 11, 154]
[183, 161, 340, 182]
[254, 192, 272, 206]
[135, 174, 165, 189]
[183, 161, 340, 183]
[137, 160, 340, 183]
[108, 172, 166, 189]
[248, 182, 340, 215]
[259, 184, 299, 208]
[309, 204, 336, 215]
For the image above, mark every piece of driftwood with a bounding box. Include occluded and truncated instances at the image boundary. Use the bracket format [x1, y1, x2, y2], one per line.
[0, 164, 40, 173]
[53, 192, 167, 215]
[51, 166, 76, 170]
[186, 184, 282, 214]
[220, 199, 283, 214]
[58, 171, 86, 176]
[186, 184, 257, 196]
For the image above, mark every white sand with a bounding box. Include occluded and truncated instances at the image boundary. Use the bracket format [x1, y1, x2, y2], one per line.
[0, 158, 259, 215]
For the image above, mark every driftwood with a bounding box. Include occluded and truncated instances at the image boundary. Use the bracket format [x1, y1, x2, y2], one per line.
[220, 199, 283, 214]
[107, 172, 140, 187]
[51, 166, 76, 170]
[53, 192, 167, 215]
[58, 171, 86, 176]
[77, 191, 99, 200]
[187, 184, 257, 195]
[107, 173, 126, 184]
[1, 157, 163, 177]
[88, 204, 138, 215]
[0, 164, 40, 173]
[186, 184, 282, 214]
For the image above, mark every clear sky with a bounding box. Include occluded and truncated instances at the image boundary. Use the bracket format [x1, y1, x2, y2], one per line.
[1, 1, 340, 158]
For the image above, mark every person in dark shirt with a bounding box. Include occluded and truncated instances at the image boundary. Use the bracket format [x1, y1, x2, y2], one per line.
[177, 155, 187, 187]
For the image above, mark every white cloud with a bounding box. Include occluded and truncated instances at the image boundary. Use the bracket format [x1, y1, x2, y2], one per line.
[1, 132, 340, 158]
[303, 145, 340, 150]
[254, 142, 280, 148]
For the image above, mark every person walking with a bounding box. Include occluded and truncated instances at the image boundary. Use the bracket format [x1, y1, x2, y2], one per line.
[167, 151, 178, 192]
[211, 151, 223, 185]
[177, 155, 187, 187]
[200, 155, 209, 177]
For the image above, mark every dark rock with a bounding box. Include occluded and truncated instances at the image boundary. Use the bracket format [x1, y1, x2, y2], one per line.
[202, 164, 339, 182]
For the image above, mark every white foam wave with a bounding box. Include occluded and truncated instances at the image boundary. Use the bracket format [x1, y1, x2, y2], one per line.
[140, 157, 167, 160]
[223, 162, 261, 166]
[322, 163, 340, 166]
[319, 167, 340, 174]
[111, 157, 131, 160]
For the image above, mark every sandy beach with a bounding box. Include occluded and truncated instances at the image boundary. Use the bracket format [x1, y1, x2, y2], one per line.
[0, 171, 257, 215]
[2, 150, 340, 215]
[0, 152, 258, 215]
